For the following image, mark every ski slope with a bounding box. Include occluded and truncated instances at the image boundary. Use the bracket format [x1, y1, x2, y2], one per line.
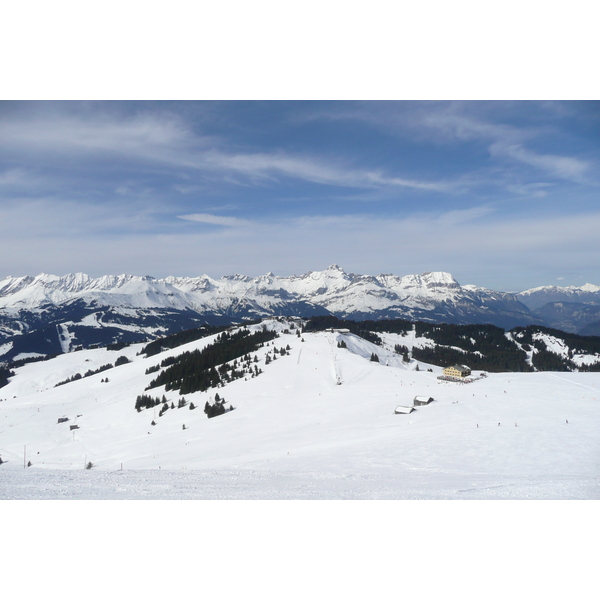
[1, 320, 599, 498]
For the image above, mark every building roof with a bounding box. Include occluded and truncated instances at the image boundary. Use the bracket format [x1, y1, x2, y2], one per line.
[414, 396, 433, 404]
[395, 405, 414, 414]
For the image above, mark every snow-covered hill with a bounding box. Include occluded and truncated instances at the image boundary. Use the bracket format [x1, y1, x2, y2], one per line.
[1, 318, 598, 499]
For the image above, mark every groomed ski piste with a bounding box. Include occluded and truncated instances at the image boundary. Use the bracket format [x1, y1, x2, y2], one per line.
[1, 318, 598, 499]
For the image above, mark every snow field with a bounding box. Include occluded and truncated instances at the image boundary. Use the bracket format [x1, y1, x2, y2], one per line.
[1, 319, 599, 498]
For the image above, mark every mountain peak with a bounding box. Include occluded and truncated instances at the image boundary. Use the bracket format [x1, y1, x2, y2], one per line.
[421, 271, 460, 289]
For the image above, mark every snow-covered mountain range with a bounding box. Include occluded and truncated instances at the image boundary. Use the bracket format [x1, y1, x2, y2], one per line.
[516, 282, 600, 311]
[0, 267, 526, 318]
[516, 283, 600, 336]
[1, 266, 599, 362]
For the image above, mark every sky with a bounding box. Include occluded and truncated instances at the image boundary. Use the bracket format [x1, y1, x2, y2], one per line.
[0, 100, 599, 291]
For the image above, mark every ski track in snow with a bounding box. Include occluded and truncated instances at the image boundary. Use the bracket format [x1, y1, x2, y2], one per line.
[545, 373, 600, 394]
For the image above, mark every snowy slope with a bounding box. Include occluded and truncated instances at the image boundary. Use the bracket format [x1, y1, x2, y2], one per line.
[1, 318, 598, 499]
[509, 329, 600, 369]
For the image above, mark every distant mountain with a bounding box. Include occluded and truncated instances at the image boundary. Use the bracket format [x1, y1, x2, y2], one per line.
[529, 302, 600, 334]
[517, 283, 600, 311]
[579, 321, 600, 336]
[0, 265, 568, 362]
[517, 283, 600, 334]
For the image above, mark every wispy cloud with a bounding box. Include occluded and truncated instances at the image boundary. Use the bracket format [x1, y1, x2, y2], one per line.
[409, 109, 594, 183]
[0, 111, 204, 158]
[505, 182, 553, 198]
[0, 109, 454, 193]
[312, 102, 595, 185]
[488, 142, 590, 181]
[178, 213, 252, 227]
[0, 168, 28, 186]
[435, 205, 495, 226]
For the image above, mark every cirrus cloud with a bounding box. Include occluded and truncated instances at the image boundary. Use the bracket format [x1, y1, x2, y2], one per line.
[177, 213, 253, 227]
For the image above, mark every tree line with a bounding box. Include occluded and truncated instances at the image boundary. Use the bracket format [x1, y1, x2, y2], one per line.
[145, 327, 279, 395]
[307, 316, 600, 373]
[141, 324, 235, 357]
[54, 355, 130, 387]
[0, 365, 14, 389]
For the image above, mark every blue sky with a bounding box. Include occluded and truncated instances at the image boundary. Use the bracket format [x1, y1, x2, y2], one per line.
[0, 100, 598, 291]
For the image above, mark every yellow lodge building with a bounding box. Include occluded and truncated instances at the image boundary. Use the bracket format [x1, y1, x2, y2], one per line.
[443, 364, 471, 378]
